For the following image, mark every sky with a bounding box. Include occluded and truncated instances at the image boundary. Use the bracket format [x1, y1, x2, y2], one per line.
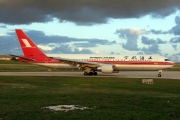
[1, 0, 180, 62]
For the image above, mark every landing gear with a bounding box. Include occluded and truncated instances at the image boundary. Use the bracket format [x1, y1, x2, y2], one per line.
[158, 70, 162, 77]
[83, 71, 98, 76]
[94, 72, 97, 75]
[84, 72, 88, 76]
[158, 74, 161, 77]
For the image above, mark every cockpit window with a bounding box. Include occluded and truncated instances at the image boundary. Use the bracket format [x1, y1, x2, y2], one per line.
[165, 59, 170, 61]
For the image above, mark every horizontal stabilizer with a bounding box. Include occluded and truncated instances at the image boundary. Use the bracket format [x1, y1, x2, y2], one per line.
[9, 54, 36, 61]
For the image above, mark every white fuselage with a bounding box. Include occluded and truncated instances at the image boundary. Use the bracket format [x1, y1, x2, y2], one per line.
[33, 54, 174, 71]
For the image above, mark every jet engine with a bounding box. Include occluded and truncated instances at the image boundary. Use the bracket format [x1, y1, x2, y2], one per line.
[97, 64, 115, 73]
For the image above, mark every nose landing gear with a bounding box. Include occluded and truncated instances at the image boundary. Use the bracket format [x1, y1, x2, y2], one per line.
[158, 70, 162, 77]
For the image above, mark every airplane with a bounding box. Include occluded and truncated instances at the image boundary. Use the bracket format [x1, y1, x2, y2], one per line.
[12, 29, 174, 77]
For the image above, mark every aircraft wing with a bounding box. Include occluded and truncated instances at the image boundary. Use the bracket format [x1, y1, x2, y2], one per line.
[9, 54, 36, 61]
[53, 57, 102, 68]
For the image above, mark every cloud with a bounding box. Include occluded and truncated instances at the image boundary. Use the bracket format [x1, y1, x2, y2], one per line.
[170, 37, 180, 43]
[0, 29, 114, 54]
[0, 34, 7, 36]
[24, 30, 73, 44]
[157, 38, 167, 44]
[141, 36, 167, 45]
[24, 30, 116, 47]
[147, 16, 180, 36]
[37, 45, 53, 51]
[141, 36, 156, 45]
[141, 36, 166, 54]
[172, 44, 177, 50]
[1, 0, 180, 25]
[141, 44, 161, 55]
[149, 29, 169, 34]
[73, 40, 116, 48]
[74, 48, 93, 54]
[48, 44, 93, 54]
[115, 28, 145, 51]
[110, 51, 115, 54]
[0, 25, 6, 28]
[169, 54, 180, 62]
[170, 16, 180, 35]
[0, 31, 22, 54]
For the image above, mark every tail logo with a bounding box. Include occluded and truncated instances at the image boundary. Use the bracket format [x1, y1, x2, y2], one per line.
[22, 39, 32, 47]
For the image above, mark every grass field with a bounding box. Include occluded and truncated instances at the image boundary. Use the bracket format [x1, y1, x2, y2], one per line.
[0, 76, 180, 120]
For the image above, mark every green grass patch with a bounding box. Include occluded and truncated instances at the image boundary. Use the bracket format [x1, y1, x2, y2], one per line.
[0, 61, 50, 72]
[0, 76, 180, 120]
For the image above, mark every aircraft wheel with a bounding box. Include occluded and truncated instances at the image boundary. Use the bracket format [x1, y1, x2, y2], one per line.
[89, 72, 93, 76]
[84, 72, 88, 76]
[94, 72, 97, 75]
[158, 74, 161, 77]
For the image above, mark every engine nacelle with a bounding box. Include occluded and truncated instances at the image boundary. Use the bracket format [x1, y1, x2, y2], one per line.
[98, 64, 114, 73]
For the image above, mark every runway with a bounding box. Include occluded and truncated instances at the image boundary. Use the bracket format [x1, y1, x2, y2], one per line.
[0, 71, 180, 79]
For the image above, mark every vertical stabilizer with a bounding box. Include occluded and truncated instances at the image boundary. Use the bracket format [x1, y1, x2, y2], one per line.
[15, 29, 47, 61]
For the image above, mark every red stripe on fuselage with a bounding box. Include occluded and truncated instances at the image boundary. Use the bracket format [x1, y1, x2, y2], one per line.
[25, 60, 173, 66]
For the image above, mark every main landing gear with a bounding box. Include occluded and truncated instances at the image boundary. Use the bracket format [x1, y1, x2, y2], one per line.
[84, 71, 97, 76]
[158, 70, 162, 77]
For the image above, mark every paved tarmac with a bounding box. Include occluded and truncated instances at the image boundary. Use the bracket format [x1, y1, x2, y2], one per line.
[0, 71, 179, 80]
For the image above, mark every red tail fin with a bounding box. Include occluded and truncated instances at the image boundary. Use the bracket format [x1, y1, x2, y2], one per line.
[15, 29, 48, 62]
